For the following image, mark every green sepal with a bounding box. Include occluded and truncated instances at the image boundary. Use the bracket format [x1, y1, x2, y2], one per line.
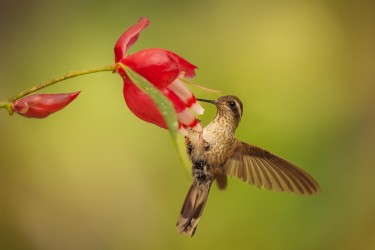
[124, 66, 178, 144]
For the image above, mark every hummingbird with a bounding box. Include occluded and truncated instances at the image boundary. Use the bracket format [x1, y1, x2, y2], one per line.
[176, 95, 320, 237]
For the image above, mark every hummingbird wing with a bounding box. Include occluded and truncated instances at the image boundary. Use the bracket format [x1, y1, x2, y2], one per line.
[223, 141, 320, 195]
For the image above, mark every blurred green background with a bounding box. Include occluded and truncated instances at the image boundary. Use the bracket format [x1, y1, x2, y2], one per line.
[1, 0, 374, 249]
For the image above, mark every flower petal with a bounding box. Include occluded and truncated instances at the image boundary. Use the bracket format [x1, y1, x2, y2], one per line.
[167, 78, 204, 115]
[122, 48, 180, 88]
[123, 78, 202, 133]
[123, 78, 167, 129]
[114, 17, 151, 62]
[121, 48, 198, 89]
[159, 87, 202, 132]
[168, 51, 197, 78]
[177, 109, 202, 132]
[178, 125, 188, 136]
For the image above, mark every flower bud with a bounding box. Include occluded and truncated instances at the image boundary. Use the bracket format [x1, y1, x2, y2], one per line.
[12, 91, 80, 118]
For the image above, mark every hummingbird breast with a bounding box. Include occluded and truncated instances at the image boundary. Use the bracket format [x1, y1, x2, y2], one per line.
[187, 124, 237, 183]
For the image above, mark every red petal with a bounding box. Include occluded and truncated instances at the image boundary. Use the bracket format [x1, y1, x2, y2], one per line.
[167, 79, 204, 115]
[13, 92, 80, 118]
[167, 51, 197, 78]
[114, 17, 150, 62]
[176, 109, 202, 132]
[123, 79, 167, 128]
[122, 48, 179, 88]
[123, 78, 201, 132]
[158, 87, 202, 131]
[122, 48, 197, 88]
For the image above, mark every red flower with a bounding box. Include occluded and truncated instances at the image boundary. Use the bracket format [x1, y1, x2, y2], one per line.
[12, 92, 80, 118]
[114, 17, 203, 134]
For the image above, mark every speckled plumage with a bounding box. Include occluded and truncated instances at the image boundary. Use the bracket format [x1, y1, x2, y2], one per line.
[187, 96, 242, 176]
[176, 95, 320, 237]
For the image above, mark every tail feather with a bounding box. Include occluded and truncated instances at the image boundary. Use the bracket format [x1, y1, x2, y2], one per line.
[176, 181, 212, 237]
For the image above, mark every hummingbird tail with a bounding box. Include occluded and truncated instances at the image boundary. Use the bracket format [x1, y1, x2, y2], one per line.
[176, 181, 212, 237]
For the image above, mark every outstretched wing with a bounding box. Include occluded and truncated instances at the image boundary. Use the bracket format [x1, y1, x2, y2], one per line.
[223, 141, 320, 195]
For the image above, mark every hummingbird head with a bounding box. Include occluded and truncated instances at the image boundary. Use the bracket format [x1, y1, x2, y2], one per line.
[197, 95, 243, 129]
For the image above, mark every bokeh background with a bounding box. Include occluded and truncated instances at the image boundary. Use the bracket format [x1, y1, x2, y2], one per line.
[1, 0, 374, 249]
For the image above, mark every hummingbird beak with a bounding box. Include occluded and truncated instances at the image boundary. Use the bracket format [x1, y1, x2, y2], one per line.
[197, 98, 217, 105]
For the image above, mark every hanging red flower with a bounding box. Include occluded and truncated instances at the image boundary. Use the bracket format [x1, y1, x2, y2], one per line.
[114, 17, 203, 134]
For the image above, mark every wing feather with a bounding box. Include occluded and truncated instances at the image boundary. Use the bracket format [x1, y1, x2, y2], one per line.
[256, 157, 283, 191]
[223, 141, 320, 195]
[254, 157, 272, 189]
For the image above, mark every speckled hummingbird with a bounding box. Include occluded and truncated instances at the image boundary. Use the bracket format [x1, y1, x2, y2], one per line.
[176, 95, 320, 237]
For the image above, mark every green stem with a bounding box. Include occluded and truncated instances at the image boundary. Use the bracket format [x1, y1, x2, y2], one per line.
[8, 64, 118, 102]
[1, 64, 118, 115]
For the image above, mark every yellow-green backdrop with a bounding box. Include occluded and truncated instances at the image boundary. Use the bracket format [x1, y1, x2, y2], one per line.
[1, 1, 374, 249]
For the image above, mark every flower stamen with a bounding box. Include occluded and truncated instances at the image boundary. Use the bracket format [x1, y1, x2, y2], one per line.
[179, 78, 222, 94]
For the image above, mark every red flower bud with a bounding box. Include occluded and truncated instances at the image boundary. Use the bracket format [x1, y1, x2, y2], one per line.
[12, 91, 80, 118]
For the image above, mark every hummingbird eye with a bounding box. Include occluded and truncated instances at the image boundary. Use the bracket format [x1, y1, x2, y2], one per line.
[228, 101, 236, 109]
